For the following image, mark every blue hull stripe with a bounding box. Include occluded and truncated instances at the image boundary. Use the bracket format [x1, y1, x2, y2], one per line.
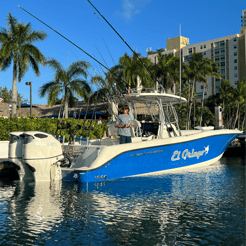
[62, 133, 239, 183]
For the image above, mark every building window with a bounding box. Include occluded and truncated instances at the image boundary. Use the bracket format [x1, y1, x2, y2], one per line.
[216, 78, 220, 81]
[188, 48, 192, 54]
[235, 81, 238, 84]
[200, 45, 203, 49]
[215, 49, 220, 54]
[215, 56, 220, 61]
[221, 62, 225, 66]
[234, 66, 237, 70]
[204, 51, 206, 55]
[185, 55, 192, 61]
[201, 85, 203, 89]
[220, 48, 225, 53]
[234, 59, 237, 63]
[220, 55, 225, 60]
[233, 37, 237, 41]
[204, 45, 206, 48]
[220, 41, 225, 45]
[221, 69, 225, 74]
[215, 42, 219, 47]
[234, 73, 238, 78]
[234, 52, 237, 56]
[217, 63, 220, 67]
[222, 76, 225, 80]
[234, 45, 237, 49]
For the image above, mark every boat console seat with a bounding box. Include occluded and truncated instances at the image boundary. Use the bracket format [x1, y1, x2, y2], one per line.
[159, 124, 179, 138]
[131, 120, 142, 137]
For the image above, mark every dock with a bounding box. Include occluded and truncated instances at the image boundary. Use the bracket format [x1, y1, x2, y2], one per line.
[224, 134, 246, 158]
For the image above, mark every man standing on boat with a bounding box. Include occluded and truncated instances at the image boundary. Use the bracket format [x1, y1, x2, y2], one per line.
[115, 105, 133, 144]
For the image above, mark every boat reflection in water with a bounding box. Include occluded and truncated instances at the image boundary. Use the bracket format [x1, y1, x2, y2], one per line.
[75, 158, 244, 245]
[0, 157, 244, 245]
[0, 180, 63, 245]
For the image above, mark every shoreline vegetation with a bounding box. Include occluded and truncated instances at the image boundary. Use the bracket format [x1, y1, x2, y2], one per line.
[0, 117, 108, 141]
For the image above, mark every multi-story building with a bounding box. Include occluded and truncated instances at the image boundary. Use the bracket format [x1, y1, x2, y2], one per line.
[242, 9, 246, 28]
[147, 9, 246, 99]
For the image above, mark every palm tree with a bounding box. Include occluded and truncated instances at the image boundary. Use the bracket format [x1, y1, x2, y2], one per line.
[0, 13, 47, 116]
[114, 52, 153, 89]
[38, 58, 91, 118]
[185, 53, 206, 129]
[232, 80, 246, 129]
[219, 80, 233, 127]
[199, 59, 221, 127]
[219, 80, 233, 111]
[152, 52, 180, 92]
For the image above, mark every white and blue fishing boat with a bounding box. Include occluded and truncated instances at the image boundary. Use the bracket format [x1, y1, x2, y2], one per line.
[13, 4, 243, 183]
[61, 88, 242, 183]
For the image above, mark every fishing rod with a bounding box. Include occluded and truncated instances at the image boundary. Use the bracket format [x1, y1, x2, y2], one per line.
[72, 52, 120, 124]
[94, 44, 109, 68]
[102, 37, 116, 65]
[87, 0, 157, 84]
[18, 5, 131, 89]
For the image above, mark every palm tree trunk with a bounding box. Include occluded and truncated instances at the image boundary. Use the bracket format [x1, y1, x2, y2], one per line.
[64, 98, 69, 119]
[229, 103, 231, 129]
[222, 99, 225, 125]
[11, 61, 18, 117]
[233, 102, 240, 129]
[188, 79, 196, 129]
[226, 112, 229, 129]
[241, 115, 245, 131]
[238, 104, 240, 129]
[186, 81, 190, 130]
[200, 86, 205, 127]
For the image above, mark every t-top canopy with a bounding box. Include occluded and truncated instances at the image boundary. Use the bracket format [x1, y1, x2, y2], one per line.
[123, 92, 187, 105]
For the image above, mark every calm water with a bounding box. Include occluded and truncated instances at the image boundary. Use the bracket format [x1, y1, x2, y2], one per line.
[0, 156, 245, 246]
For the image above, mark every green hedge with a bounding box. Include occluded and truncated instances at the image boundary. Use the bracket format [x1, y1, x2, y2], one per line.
[0, 117, 108, 141]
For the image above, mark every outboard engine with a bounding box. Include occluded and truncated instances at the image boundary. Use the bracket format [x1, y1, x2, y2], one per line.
[22, 131, 64, 181]
[8, 132, 34, 181]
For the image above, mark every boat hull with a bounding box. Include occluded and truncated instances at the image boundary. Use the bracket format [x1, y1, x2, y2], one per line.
[62, 132, 240, 183]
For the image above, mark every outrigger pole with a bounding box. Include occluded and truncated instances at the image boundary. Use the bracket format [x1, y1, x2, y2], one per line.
[87, 0, 157, 84]
[18, 5, 130, 89]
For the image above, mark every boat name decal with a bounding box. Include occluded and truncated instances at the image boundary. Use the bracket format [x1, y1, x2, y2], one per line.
[171, 145, 209, 161]
[130, 149, 163, 157]
[35, 142, 57, 146]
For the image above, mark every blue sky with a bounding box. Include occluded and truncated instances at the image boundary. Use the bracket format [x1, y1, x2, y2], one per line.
[0, 0, 245, 105]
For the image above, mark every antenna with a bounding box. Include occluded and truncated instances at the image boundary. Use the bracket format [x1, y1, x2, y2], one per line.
[179, 24, 181, 98]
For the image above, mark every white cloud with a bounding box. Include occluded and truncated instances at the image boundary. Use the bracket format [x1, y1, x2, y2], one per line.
[118, 0, 151, 21]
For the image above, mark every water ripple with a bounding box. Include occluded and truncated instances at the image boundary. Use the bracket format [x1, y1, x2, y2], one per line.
[0, 157, 245, 245]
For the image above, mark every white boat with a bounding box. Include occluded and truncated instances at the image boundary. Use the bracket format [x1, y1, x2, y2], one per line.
[8, 131, 64, 181]
[0, 140, 9, 162]
[60, 89, 242, 183]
